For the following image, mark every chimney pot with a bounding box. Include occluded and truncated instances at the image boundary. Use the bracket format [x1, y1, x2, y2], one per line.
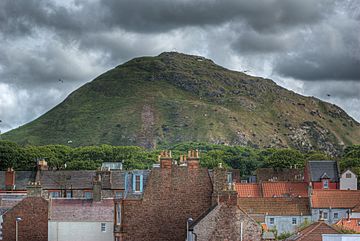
[5, 168, 16, 191]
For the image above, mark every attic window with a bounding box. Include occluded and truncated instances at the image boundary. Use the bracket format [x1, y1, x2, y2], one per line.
[101, 223, 106, 232]
[323, 180, 329, 189]
[133, 174, 143, 193]
[346, 173, 352, 178]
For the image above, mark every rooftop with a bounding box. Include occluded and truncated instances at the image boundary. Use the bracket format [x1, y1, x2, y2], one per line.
[49, 198, 114, 222]
[335, 218, 360, 233]
[285, 221, 340, 241]
[311, 190, 360, 208]
[238, 197, 311, 216]
[235, 182, 308, 198]
[307, 160, 339, 182]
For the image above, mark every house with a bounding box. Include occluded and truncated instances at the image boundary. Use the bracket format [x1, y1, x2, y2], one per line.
[310, 190, 360, 224]
[235, 182, 309, 198]
[189, 199, 262, 241]
[238, 197, 312, 236]
[1, 197, 48, 241]
[118, 150, 213, 241]
[0, 168, 35, 193]
[335, 218, 360, 233]
[256, 168, 304, 182]
[285, 221, 340, 241]
[304, 160, 340, 190]
[340, 170, 357, 190]
[48, 199, 114, 241]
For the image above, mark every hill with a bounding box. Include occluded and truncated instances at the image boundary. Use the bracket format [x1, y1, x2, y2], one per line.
[3, 52, 360, 155]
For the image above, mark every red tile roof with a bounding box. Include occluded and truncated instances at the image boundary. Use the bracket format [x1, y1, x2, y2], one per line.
[235, 182, 308, 198]
[262, 182, 308, 197]
[235, 184, 261, 197]
[335, 218, 360, 233]
[285, 221, 340, 241]
[311, 190, 360, 208]
[238, 197, 311, 216]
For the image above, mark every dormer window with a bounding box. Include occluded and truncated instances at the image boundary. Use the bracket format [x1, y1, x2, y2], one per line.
[133, 174, 143, 193]
[323, 180, 329, 189]
[346, 173, 352, 178]
[226, 172, 233, 184]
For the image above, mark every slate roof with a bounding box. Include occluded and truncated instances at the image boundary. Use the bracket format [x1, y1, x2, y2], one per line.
[335, 218, 360, 233]
[311, 190, 360, 208]
[49, 199, 114, 221]
[238, 197, 311, 216]
[0, 171, 36, 190]
[0, 207, 10, 215]
[39, 170, 96, 189]
[256, 168, 303, 182]
[111, 171, 126, 189]
[307, 160, 339, 182]
[285, 221, 340, 241]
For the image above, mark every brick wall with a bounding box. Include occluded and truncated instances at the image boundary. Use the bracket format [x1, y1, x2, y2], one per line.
[2, 197, 48, 241]
[122, 166, 213, 241]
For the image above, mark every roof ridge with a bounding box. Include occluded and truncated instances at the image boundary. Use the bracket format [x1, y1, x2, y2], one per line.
[297, 222, 323, 240]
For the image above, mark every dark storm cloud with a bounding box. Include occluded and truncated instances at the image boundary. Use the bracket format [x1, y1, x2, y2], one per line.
[100, 0, 333, 33]
[0, 0, 360, 133]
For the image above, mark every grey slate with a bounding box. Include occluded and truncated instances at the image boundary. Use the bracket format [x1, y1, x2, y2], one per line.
[0, 171, 36, 190]
[308, 160, 339, 182]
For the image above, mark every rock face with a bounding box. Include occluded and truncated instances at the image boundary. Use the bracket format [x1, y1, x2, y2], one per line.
[3, 52, 360, 155]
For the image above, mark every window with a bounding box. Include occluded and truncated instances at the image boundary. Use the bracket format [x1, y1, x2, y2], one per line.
[135, 175, 141, 192]
[66, 190, 72, 198]
[346, 173, 352, 178]
[49, 191, 60, 198]
[84, 191, 93, 199]
[101, 223, 106, 232]
[115, 191, 123, 199]
[116, 203, 121, 225]
[227, 173, 233, 184]
[269, 218, 275, 225]
[323, 180, 329, 189]
[323, 212, 328, 219]
[292, 218, 297, 225]
[334, 213, 339, 219]
[133, 174, 143, 193]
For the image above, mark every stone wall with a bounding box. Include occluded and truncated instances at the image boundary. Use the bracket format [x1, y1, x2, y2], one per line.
[122, 166, 213, 241]
[192, 204, 262, 241]
[2, 197, 48, 241]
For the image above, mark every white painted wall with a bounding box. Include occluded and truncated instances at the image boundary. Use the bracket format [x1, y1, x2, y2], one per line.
[265, 215, 312, 235]
[49, 221, 113, 241]
[323, 234, 360, 241]
[340, 170, 357, 190]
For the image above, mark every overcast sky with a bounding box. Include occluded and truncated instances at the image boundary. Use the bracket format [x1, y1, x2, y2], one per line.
[0, 0, 359, 133]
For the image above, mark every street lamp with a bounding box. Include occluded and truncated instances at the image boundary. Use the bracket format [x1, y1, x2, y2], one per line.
[186, 217, 193, 241]
[15, 217, 22, 241]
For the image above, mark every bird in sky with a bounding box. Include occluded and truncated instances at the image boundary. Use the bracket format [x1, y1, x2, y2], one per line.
[327, 94, 331, 97]
[58, 78, 63, 83]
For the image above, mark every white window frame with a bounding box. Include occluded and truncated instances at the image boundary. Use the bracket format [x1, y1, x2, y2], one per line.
[323, 212, 328, 219]
[323, 180, 329, 189]
[269, 218, 275, 225]
[101, 223, 106, 232]
[334, 213, 339, 219]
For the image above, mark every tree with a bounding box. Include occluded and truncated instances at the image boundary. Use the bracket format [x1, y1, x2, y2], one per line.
[264, 149, 305, 169]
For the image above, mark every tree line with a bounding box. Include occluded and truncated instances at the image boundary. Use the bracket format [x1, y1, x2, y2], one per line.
[1, 140, 359, 178]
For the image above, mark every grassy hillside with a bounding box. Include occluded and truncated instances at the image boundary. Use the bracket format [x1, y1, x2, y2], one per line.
[3, 52, 360, 155]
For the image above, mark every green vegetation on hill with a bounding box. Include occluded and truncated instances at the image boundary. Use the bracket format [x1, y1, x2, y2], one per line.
[3, 140, 360, 179]
[2, 52, 360, 156]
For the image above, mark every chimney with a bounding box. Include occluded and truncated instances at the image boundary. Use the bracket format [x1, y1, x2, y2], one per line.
[37, 159, 49, 171]
[27, 181, 43, 197]
[5, 168, 16, 191]
[187, 149, 200, 169]
[211, 164, 228, 205]
[159, 150, 172, 169]
[93, 172, 102, 202]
